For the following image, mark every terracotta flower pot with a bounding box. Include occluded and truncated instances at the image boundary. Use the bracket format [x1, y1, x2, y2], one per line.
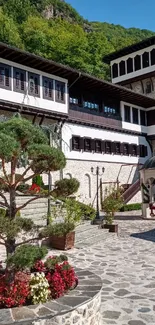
[49, 231, 75, 250]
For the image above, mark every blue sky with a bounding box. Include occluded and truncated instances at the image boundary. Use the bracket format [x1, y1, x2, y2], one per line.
[67, 0, 155, 31]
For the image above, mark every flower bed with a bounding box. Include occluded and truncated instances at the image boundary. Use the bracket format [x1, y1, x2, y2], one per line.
[0, 255, 78, 309]
[0, 269, 102, 325]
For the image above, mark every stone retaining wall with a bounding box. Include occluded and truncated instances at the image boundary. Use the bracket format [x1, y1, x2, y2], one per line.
[0, 269, 102, 325]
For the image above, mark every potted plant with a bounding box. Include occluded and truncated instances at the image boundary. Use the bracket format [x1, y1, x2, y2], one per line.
[102, 185, 123, 233]
[41, 198, 82, 250]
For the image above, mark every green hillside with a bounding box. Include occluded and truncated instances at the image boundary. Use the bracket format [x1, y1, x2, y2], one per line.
[0, 0, 154, 80]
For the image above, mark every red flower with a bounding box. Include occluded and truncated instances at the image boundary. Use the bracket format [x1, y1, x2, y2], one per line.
[0, 273, 30, 308]
[33, 260, 47, 273]
[46, 271, 65, 299]
[56, 261, 76, 291]
[29, 183, 40, 193]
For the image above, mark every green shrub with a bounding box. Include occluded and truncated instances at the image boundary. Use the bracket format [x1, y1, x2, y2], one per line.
[102, 186, 123, 224]
[0, 208, 6, 218]
[53, 178, 80, 197]
[120, 203, 141, 212]
[17, 183, 30, 193]
[42, 222, 75, 237]
[45, 255, 68, 270]
[0, 208, 21, 217]
[75, 201, 96, 220]
[7, 244, 48, 270]
[32, 175, 44, 187]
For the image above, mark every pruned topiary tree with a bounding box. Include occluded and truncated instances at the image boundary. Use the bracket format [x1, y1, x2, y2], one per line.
[52, 178, 80, 198]
[0, 115, 66, 255]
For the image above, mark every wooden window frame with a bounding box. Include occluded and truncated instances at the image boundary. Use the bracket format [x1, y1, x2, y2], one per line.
[124, 105, 131, 122]
[0, 63, 11, 90]
[13, 67, 26, 94]
[119, 61, 126, 76]
[55, 80, 66, 104]
[151, 49, 155, 66]
[142, 52, 149, 69]
[113, 142, 121, 155]
[127, 58, 133, 74]
[43, 76, 53, 100]
[28, 72, 40, 97]
[130, 144, 138, 156]
[140, 110, 146, 126]
[132, 107, 139, 124]
[72, 136, 80, 151]
[105, 141, 112, 154]
[122, 143, 129, 156]
[112, 63, 118, 78]
[84, 137, 91, 152]
[134, 55, 141, 71]
[95, 139, 102, 153]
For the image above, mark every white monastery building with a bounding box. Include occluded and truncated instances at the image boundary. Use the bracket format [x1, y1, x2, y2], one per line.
[0, 38, 155, 210]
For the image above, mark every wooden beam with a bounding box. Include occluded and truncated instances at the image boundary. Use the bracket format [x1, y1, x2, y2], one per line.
[39, 115, 45, 125]
[32, 114, 38, 124]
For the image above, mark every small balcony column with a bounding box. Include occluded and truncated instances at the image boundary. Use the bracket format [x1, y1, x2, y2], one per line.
[138, 109, 140, 125]
[130, 106, 133, 124]
[120, 101, 124, 121]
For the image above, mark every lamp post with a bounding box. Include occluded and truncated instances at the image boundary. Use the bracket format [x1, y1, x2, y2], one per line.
[91, 166, 105, 225]
[47, 172, 52, 226]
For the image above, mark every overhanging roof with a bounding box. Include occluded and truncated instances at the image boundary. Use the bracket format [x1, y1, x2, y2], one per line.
[0, 42, 155, 108]
[103, 36, 155, 64]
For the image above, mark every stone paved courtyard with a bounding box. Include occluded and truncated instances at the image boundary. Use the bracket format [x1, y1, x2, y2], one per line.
[62, 218, 155, 325]
[1, 217, 155, 324]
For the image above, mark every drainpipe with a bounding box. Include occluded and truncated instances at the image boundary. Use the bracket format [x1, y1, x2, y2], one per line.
[68, 72, 81, 89]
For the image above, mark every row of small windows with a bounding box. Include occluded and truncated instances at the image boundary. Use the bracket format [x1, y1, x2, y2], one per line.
[69, 97, 119, 116]
[0, 63, 66, 103]
[72, 136, 148, 157]
[112, 49, 155, 78]
[124, 105, 146, 125]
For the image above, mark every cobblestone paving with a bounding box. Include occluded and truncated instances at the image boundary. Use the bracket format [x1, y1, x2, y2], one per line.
[64, 219, 155, 325]
[1, 217, 155, 325]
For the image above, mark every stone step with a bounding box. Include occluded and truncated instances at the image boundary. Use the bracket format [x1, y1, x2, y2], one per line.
[75, 222, 98, 233]
[75, 223, 110, 246]
[75, 229, 114, 248]
[21, 207, 47, 215]
[75, 226, 106, 241]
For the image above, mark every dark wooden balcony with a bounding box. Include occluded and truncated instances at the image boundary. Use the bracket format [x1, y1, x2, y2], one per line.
[69, 105, 122, 131]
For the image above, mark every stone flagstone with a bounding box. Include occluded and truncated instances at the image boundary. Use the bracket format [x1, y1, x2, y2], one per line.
[1, 217, 155, 324]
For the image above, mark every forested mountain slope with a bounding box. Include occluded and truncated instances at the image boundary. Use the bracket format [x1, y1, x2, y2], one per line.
[0, 0, 154, 80]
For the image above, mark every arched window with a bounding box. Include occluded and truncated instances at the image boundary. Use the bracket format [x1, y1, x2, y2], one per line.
[127, 58, 133, 73]
[112, 63, 118, 78]
[145, 81, 152, 94]
[134, 55, 141, 71]
[85, 174, 91, 198]
[119, 61, 126, 76]
[151, 49, 155, 66]
[142, 52, 149, 68]
[66, 173, 72, 179]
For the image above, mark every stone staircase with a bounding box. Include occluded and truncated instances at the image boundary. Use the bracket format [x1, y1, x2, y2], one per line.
[75, 222, 111, 248]
[3, 195, 48, 226]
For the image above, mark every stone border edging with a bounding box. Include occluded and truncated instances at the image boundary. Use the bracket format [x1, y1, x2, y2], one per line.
[0, 269, 102, 325]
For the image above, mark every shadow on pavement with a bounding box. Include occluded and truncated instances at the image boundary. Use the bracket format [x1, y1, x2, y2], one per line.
[130, 228, 155, 242]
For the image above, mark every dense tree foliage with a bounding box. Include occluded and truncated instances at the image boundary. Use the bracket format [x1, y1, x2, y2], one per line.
[0, 0, 154, 79]
[0, 115, 66, 255]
